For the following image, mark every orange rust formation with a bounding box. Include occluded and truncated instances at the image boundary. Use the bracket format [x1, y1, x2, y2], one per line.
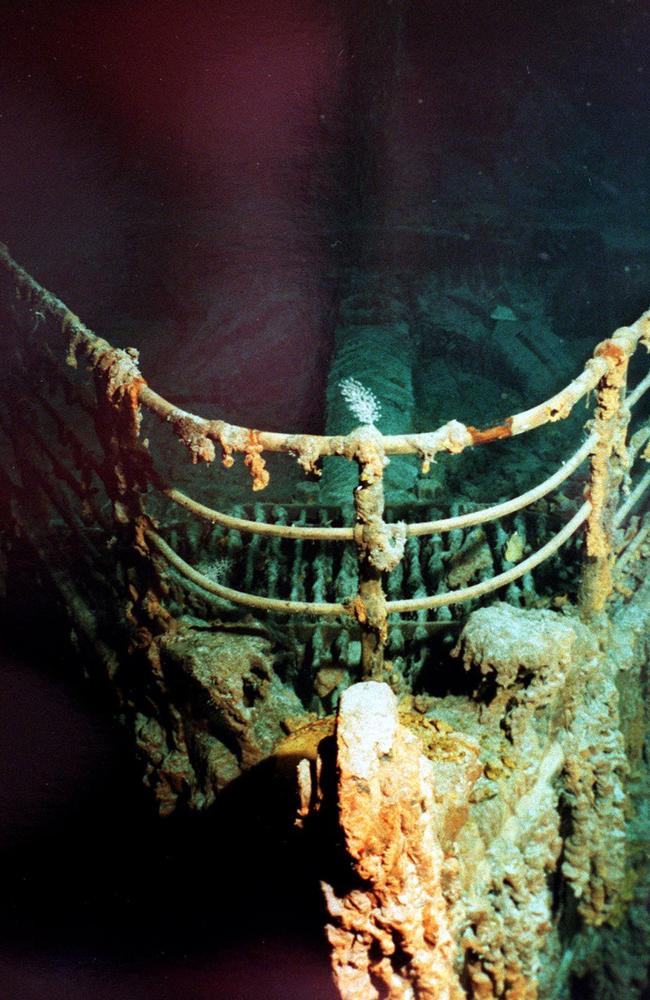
[243, 428, 270, 491]
[466, 417, 514, 445]
[312, 683, 468, 1000]
[595, 338, 628, 366]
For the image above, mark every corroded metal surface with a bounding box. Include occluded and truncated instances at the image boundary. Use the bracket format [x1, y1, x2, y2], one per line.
[1, 244, 649, 1000]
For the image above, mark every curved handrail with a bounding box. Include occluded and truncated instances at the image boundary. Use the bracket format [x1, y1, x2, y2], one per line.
[387, 502, 591, 613]
[146, 528, 350, 616]
[1, 240, 648, 670]
[162, 432, 596, 540]
[136, 321, 648, 464]
[627, 368, 650, 409]
[405, 434, 594, 535]
[615, 468, 650, 528]
[2, 242, 648, 474]
[147, 502, 591, 617]
[163, 486, 354, 540]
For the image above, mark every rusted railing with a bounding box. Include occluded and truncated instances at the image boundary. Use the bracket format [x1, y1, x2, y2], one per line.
[1, 242, 649, 679]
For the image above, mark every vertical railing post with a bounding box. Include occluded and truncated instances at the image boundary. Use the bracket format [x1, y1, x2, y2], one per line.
[353, 429, 388, 679]
[579, 337, 632, 618]
[350, 428, 406, 680]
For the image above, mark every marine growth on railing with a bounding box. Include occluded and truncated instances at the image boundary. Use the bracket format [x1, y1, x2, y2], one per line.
[0, 242, 649, 680]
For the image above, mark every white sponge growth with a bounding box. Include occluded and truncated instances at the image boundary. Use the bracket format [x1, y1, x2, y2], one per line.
[339, 376, 382, 426]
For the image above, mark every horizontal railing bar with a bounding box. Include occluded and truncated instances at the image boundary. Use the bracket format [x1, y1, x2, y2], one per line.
[287, 620, 463, 633]
[137, 315, 649, 458]
[147, 504, 590, 619]
[3, 243, 648, 468]
[406, 434, 595, 535]
[614, 468, 650, 528]
[146, 528, 350, 616]
[140, 366, 606, 460]
[615, 517, 650, 574]
[0, 242, 110, 350]
[386, 502, 591, 613]
[627, 367, 650, 409]
[164, 435, 595, 541]
[163, 487, 354, 540]
[628, 421, 650, 467]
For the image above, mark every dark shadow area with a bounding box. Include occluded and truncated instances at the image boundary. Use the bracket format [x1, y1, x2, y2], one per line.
[0, 625, 337, 1000]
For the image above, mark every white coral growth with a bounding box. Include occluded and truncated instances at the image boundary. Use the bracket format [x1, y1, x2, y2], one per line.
[197, 557, 232, 583]
[339, 376, 382, 426]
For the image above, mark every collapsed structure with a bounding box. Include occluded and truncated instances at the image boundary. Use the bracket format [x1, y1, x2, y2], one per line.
[0, 241, 649, 998]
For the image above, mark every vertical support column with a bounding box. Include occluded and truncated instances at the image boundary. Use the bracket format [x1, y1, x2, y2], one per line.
[351, 428, 390, 679]
[579, 338, 632, 618]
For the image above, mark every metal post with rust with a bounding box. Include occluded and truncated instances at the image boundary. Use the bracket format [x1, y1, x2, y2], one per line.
[350, 428, 392, 679]
[579, 336, 632, 618]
